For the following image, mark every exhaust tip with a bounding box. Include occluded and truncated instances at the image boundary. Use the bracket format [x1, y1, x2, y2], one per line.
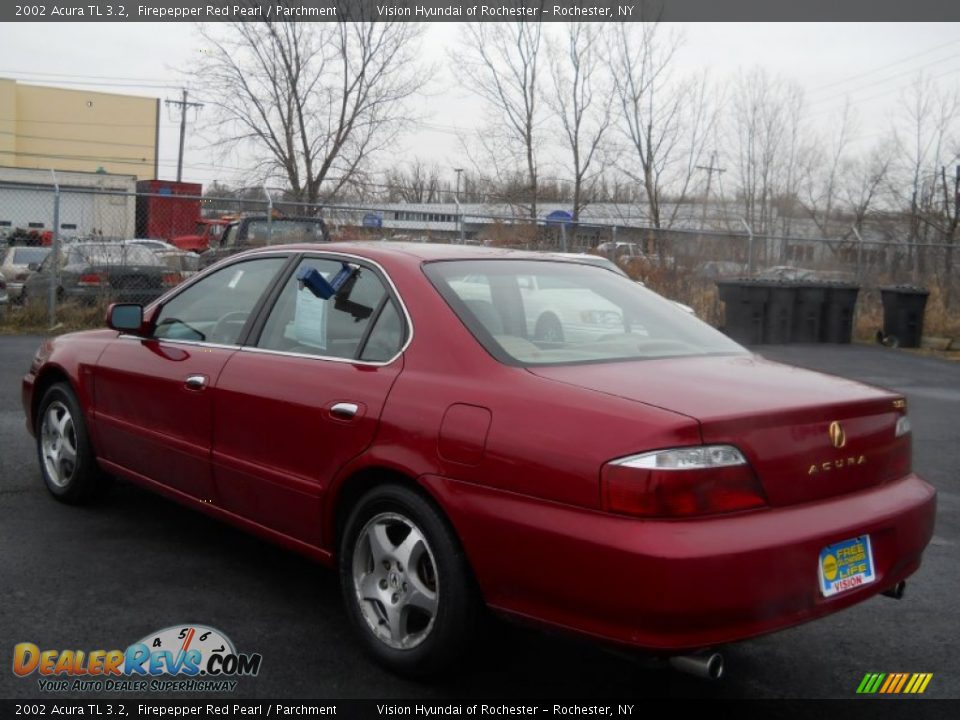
[668, 652, 724, 681]
[882, 580, 906, 600]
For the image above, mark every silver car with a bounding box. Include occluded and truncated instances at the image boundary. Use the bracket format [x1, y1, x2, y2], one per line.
[1, 245, 51, 302]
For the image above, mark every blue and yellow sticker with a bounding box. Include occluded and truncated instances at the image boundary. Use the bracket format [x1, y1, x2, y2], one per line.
[819, 535, 875, 597]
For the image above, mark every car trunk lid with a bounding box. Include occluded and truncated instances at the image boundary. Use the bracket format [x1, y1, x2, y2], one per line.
[528, 353, 909, 507]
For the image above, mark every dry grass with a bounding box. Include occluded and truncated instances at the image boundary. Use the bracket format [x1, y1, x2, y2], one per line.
[0, 299, 110, 335]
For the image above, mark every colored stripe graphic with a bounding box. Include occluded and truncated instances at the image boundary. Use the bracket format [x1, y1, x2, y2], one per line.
[857, 672, 933, 694]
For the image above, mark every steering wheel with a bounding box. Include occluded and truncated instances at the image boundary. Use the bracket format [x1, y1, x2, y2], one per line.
[210, 311, 249, 344]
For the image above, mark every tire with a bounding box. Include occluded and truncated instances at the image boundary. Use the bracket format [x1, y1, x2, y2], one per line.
[534, 313, 564, 343]
[36, 382, 112, 504]
[339, 484, 480, 678]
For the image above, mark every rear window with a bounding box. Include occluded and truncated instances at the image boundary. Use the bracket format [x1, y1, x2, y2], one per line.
[12, 247, 50, 265]
[425, 259, 745, 366]
[66, 245, 161, 266]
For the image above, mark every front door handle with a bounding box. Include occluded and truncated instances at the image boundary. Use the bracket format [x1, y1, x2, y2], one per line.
[329, 402, 359, 420]
[184, 374, 208, 390]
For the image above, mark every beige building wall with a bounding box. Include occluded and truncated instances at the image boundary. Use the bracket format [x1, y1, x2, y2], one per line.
[0, 78, 158, 180]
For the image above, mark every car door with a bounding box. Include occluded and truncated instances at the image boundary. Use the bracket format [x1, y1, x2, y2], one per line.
[93, 256, 290, 501]
[211, 255, 408, 545]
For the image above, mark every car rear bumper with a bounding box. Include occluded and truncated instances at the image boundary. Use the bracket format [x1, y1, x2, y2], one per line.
[422, 472, 936, 652]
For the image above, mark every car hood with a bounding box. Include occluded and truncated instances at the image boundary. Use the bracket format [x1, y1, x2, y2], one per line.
[528, 353, 908, 506]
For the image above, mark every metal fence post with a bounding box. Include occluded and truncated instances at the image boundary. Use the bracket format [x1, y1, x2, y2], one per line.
[263, 186, 273, 244]
[851, 225, 865, 281]
[49, 169, 60, 327]
[740, 218, 754, 274]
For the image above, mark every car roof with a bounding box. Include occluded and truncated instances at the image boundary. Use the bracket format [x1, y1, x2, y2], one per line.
[243, 241, 560, 264]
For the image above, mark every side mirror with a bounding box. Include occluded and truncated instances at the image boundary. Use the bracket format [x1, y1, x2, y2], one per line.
[106, 303, 144, 333]
[28, 263, 39, 271]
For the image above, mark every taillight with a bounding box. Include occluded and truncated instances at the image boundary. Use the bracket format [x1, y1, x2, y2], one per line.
[886, 413, 913, 481]
[162, 273, 181, 287]
[601, 445, 768, 518]
[77, 273, 108, 287]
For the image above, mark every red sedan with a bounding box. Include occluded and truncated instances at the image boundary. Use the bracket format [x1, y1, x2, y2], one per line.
[22, 243, 936, 679]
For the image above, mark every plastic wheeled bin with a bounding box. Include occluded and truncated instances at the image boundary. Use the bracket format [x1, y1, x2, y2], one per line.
[880, 285, 929, 348]
[820, 283, 860, 344]
[761, 281, 797, 344]
[716, 279, 768, 345]
[791, 284, 827, 343]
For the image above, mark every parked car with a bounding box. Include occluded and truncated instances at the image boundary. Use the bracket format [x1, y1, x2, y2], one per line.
[695, 260, 750, 279]
[123, 240, 199, 282]
[545, 252, 696, 316]
[0, 273, 8, 307]
[22, 243, 934, 679]
[22, 242, 180, 306]
[199, 215, 330, 269]
[1, 245, 51, 302]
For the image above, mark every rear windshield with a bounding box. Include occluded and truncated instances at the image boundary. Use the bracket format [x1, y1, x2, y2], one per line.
[424, 259, 745, 366]
[65, 245, 161, 266]
[12, 247, 51, 265]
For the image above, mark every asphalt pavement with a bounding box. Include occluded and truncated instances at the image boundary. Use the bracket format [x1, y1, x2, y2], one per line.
[0, 335, 957, 701]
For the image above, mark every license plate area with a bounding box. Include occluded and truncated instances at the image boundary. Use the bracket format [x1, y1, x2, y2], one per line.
[819, 535, 875, 597]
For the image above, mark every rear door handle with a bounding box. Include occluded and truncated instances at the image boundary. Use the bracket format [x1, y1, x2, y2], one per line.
[329, 402, 359, 420]
[184, 374, 208, 390]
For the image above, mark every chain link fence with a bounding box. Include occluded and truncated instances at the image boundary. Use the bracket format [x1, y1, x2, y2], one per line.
[1, 185, 957, 338]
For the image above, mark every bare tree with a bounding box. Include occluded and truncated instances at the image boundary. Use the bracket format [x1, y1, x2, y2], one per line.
[609, 22, 719, 230]
[545, 23, 612, 221]
[383, 159, 444, 203]
[727, 67, 806, 235]
[452, 20, 545, 219]
[799, 101, 856, 238]
[191, 19, 427, 204]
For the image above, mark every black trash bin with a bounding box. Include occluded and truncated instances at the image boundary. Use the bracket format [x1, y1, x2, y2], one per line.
[791, 284, 827, 343]
[716, 279, 768, 345]
[880, 285, 929, 348]
[762, 281, 797, 344]
[820, 283, 860, 344]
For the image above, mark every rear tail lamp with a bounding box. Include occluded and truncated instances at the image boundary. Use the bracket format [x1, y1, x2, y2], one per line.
[162, 273, 181, 287]
[77, 273, 108, 287]
[602, 445, 767, 518]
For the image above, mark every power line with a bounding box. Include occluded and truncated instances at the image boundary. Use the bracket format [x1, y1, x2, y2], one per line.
[804, 38, 960, 97]
[0, 130, 156, 150]
[165, 90, 204, 182]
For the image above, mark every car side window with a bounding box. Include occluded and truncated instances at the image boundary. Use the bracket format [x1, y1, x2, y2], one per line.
[257, 258, 401, 361]
[152, 257, 286, 345]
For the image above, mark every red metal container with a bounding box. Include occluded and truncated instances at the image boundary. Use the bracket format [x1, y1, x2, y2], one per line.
[135, 180, 202, 240]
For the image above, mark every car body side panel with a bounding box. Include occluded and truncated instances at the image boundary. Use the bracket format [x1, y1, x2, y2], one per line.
[94, 338, 235, 501]
[211, 350, 403, 545]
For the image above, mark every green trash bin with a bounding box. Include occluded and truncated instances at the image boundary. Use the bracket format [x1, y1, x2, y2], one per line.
[761, 281, 797, 344]
[880, 285, 929, 349]
[820, 283, 860, 344]
[716, 279, 768, 346]
[791, 284, 827, 343]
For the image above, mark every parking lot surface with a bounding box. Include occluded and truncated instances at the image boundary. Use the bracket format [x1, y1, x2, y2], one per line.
[1, 335, 957, 700]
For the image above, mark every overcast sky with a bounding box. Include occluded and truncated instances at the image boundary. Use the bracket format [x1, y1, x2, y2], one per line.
[1, 21, 958, 189]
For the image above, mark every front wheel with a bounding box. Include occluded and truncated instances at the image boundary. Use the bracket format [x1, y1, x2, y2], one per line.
[36, 382, 111, 504]
[339, 484, 480, 678]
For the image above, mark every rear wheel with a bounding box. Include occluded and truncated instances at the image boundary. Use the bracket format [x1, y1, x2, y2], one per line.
[534, 313, 564, 343]
[36, 383, 111, 504]
[339, 484, 480, 678]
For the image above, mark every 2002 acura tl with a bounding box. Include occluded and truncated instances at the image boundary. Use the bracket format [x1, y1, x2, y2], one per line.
[22, 243, 936, 679]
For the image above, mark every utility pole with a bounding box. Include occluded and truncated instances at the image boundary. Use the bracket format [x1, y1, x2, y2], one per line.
[165, 89, 203, 182]
[696, 151, 725, 230]
[453, 168, 464, 202]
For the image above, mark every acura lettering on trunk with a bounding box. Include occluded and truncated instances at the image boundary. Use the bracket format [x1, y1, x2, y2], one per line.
[21, 243, 936, 679]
